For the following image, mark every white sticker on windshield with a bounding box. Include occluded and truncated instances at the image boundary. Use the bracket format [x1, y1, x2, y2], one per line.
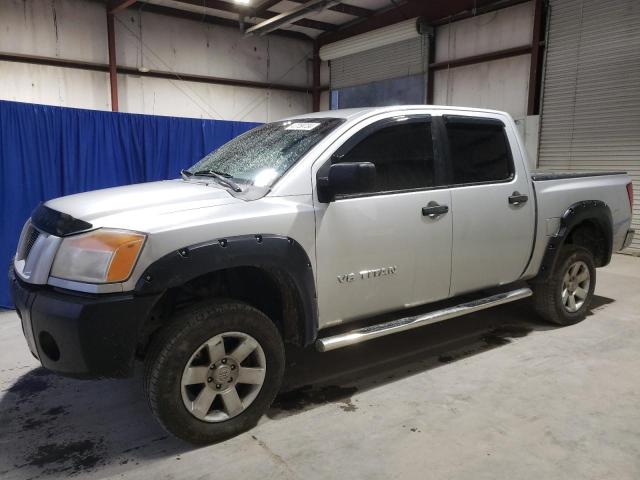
[284, 122, 320, 131]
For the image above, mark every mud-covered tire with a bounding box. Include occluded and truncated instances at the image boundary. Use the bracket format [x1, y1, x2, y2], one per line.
[144, 300, 285, 445]
[530, 245, 596, 326]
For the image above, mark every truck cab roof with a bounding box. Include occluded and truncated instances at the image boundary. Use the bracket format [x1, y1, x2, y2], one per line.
[285, 105, 511, 122]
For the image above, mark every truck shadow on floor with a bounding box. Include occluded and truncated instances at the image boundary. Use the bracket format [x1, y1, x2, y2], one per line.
[271, 294, 614, 417]
[0, 295, 613, 478]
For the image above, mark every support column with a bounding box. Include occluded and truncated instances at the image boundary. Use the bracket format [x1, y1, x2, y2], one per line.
[312, 42, 321, 112]
[425, 27, 435, 105]
[107, 11, 119, 112]
[527, 0, 543, 115]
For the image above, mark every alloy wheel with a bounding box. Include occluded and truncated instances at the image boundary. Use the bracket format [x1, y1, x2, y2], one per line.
[561, 260, 590, 313]
[180, 331, 266, 422]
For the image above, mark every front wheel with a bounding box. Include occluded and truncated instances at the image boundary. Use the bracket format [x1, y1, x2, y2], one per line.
[144, 301, 285, 444]
[530, 245, 596, 326]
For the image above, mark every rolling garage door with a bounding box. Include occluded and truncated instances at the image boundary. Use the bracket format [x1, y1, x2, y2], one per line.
[330, 37, 427, 90]
[538, 0, 640, 252]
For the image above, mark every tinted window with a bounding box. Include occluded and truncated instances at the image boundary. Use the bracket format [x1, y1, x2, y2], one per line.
[336, 121, 435, 193]
[445, 121, 512, 184]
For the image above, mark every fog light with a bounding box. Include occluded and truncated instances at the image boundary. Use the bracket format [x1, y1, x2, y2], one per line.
[39, 331, 60, 362]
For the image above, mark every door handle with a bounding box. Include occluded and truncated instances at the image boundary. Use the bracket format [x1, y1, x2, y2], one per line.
[508, 191, 528, 205]
[422, 201, 449, 218]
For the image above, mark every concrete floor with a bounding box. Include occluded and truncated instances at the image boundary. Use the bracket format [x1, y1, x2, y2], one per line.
[1, 254, 639, 480]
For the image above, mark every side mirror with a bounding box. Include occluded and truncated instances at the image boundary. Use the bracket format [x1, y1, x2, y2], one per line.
[318, 162, 376, 202]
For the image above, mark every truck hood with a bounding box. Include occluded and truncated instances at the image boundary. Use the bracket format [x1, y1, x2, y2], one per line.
[45, 179, 241, 228]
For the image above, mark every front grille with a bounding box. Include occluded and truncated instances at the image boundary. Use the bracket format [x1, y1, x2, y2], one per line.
[19, 225, 40, 261]
[14, 222, 59, 285]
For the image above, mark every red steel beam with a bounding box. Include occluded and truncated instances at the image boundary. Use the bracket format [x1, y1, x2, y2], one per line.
[117, 66, 312, 92]
[106, 12, 118, 112]
[0, 53, 108, 73]
[429, 0, 532, 26]
[0, 52, 312, 93]
[429, 44, 532, 71]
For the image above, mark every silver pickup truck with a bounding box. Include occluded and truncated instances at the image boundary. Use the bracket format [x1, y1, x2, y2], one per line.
[10, 106, 634, 444]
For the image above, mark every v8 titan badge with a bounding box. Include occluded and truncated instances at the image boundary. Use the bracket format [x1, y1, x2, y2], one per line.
[337, 266, 397, 284]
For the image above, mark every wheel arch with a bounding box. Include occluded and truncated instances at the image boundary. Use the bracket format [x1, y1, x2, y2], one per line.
[134, 235, 318, 350]
[534, 200, 613, 282]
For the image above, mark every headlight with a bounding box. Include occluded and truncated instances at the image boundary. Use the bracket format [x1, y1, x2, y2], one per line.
[51, 229, 146, 284]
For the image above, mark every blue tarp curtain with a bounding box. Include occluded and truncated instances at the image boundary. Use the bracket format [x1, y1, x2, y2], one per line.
[0, 100, 259, 308]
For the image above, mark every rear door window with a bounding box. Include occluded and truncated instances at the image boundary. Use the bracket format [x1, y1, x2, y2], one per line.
[444, 117, 513, 185]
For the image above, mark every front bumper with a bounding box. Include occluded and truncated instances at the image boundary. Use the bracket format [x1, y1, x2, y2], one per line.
[9, 267, 161, 378]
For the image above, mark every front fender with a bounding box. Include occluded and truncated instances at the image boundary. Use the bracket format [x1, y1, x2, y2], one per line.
[134, 234, 318, 345]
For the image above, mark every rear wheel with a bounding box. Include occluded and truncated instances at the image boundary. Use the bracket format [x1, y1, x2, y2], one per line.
[144, 300, 284, 444]
[531, 245, 596, 326]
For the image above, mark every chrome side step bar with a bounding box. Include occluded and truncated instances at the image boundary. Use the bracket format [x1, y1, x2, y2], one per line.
[316, 287, 532, 352]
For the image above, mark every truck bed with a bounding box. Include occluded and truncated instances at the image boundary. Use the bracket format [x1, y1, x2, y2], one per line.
[522, 170, 632, 279]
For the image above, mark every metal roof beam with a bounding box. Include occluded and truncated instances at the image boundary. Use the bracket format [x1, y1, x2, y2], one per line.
[288, 0, 373, 18]
[132, 3, 312, 41]
[246, 0, 341, 36]
[253, 0, 282, 17]
[108, 0, 137, 14]
[166, 0, 339, 31]
[165, 0, 252, 15]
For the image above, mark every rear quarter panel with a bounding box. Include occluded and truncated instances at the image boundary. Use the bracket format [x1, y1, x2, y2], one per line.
[523, 173, 632, 278]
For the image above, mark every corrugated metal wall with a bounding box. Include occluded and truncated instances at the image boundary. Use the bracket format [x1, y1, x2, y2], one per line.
[433, 1, 534, 121]
[0, 0, 312, 122]
[538, 0, 640, 252]
[330, 37, 427, 90]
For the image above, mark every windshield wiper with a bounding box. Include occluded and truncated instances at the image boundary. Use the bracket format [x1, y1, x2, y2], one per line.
[182, 169, 242, 192]
[208, 170, 234, 178]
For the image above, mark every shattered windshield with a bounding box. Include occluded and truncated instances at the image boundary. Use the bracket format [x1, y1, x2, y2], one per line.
[187, 118, 344, 188]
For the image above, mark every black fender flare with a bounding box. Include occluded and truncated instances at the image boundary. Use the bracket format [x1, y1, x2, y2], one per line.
[535, 200, 613, 282]
[135, 234, 317, 346]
